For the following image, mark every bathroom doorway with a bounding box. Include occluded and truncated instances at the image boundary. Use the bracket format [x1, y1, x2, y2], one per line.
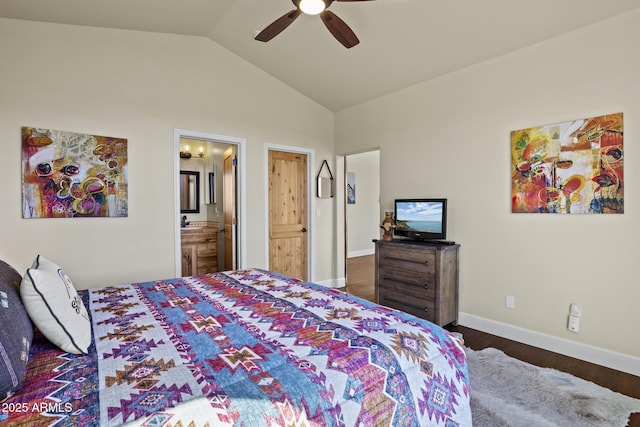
[174, 129, 246, 276]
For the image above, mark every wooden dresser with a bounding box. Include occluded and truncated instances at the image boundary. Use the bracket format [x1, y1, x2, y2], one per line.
[374, 239, 460, 326]
[181, 221, 218, 276]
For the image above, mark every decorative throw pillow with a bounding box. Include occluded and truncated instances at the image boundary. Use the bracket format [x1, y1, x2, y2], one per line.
[20, 255, 91, 355]
[0, 260, 33, 401]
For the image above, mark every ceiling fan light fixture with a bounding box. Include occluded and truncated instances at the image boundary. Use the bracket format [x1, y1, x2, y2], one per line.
[299, 0, 326, 15]
[258, 0, 362, 48]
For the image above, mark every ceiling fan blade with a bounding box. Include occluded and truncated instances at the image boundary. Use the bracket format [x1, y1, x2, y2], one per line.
[255, 9, 302, 42]
[320, 10, 359, 48]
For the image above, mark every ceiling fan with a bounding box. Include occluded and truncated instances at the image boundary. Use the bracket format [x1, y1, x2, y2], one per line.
[255, 0, 374, 49]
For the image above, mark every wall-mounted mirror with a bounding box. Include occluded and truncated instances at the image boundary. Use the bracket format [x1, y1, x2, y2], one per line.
[207, 171, 215, 204]
[316, 160, 334, 198]
[180, 170, 200, 213]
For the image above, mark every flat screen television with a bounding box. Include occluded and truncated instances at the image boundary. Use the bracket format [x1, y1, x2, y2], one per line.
[394, 198, 447, 241]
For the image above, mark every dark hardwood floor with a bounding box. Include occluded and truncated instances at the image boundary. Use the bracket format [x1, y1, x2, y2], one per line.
[345, 254, 640, 427]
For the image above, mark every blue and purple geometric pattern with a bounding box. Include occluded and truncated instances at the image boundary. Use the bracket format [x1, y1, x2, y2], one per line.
[2, 269, 471, 426]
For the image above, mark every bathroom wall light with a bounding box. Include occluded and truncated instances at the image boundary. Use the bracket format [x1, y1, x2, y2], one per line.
[180, 144, 192, 159]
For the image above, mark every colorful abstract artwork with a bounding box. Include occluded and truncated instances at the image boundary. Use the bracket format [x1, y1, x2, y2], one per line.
[511, 113, 623, 214]
[22, 127, 128, 218]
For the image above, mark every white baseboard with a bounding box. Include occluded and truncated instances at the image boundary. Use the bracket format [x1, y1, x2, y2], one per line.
[347, 249, 374, 258]
[459, 312, 640, 377]
[314, 277, 345, 289]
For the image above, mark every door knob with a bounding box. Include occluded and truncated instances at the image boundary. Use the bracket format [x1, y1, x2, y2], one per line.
[301, 228, 307, 232]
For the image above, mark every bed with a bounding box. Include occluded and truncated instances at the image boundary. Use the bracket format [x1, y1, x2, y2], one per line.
[0, 258, 472, 426]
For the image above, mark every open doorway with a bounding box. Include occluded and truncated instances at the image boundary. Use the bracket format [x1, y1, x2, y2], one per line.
[344, 149, 380, 302]
[174, 129, 246, 276]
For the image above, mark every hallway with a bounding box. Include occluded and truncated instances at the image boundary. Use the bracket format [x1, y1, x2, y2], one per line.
[345, 255, 375, 302]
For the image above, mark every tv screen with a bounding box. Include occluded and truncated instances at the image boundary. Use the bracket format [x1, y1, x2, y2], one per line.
[394, 198, 447, 241]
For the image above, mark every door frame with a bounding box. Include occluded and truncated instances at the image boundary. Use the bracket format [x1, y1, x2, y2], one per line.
[337, 149, 381, 290]
[264, 143, 315, 281]
[174, 128, 247, 276]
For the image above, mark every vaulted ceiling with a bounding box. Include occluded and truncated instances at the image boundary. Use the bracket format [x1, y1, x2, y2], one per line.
[2, 0, 639, 111]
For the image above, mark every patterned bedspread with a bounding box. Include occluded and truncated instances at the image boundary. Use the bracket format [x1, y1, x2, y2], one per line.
[1, 269, 471, 426]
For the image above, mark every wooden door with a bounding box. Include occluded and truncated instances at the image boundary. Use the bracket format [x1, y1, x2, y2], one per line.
[268, 150, 308, 280]
[223, 147, 236, 270]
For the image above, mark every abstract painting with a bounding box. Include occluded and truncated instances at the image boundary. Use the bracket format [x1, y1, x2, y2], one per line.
[511, 113, 623, 214]
[22, 127, 128, 218]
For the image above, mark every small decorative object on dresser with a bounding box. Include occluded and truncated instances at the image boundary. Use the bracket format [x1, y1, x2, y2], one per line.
[374, 239, 460, 326]
[380, 211, 395, 241]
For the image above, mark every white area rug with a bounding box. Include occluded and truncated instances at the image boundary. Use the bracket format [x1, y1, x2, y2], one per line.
[465, 347, 640, 427]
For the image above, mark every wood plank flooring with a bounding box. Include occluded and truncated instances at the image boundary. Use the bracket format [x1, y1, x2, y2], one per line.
[344, 254, 376, 301]
[344, 254, 640, 427]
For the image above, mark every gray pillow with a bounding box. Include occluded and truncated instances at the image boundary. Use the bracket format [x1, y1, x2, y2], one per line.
[0, 260, 33, 400]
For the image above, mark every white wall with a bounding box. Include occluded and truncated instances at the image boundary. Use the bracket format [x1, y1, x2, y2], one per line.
[346, 150, 380, 257]
[0, 18, 335, 288]
[335, 10, 640, 361]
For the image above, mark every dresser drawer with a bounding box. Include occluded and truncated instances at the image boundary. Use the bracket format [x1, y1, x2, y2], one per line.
[378, 245, 436, 274]
[379, 289, 435, 322]
[375, 240, 460, 327]
[378, 268, 435, 299]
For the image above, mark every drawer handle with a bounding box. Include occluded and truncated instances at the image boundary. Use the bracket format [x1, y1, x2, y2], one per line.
[424, 284, 429, 289]
[424, 260, 430, 267]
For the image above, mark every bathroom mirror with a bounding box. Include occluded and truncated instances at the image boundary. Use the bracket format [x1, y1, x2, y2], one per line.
[180, 170, 200, 213]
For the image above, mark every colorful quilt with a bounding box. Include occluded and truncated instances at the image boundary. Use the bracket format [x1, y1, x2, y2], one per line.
[1, 269, 471, 426]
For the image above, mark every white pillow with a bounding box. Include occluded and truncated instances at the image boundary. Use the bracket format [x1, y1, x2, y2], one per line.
[20, 256, 91, 354]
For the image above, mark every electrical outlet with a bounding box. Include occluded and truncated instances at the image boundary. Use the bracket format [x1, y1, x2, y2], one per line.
[568, 315, 580, 332]
[505, 295, 515, 309]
